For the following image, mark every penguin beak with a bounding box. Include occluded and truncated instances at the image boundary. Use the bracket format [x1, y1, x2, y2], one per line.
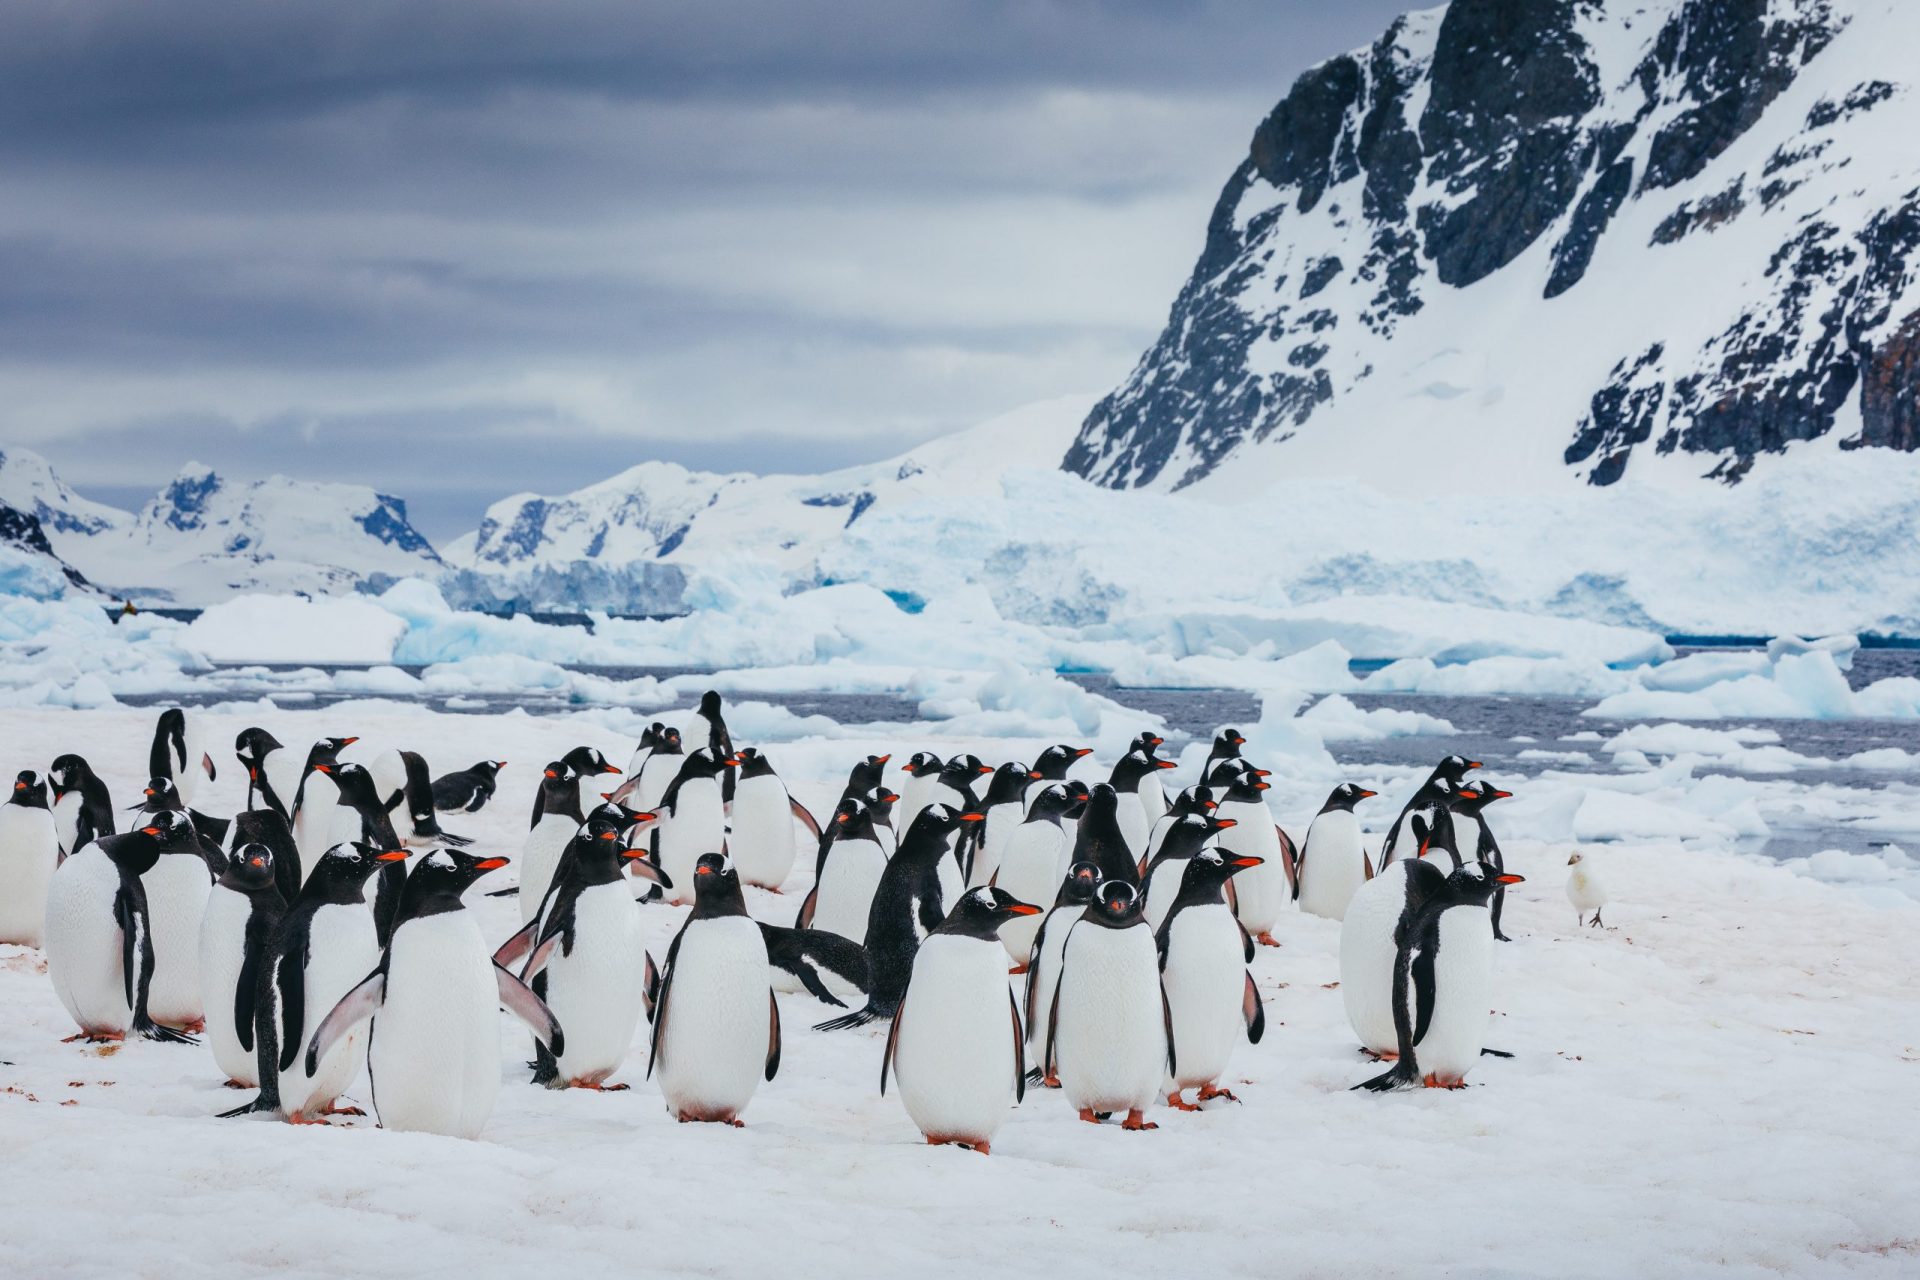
[249, 857, 265, 867]
[1072, 748, 1092, 758]
[496, 761, 508, 768]
[474, 857, 509, 871]
[1467, 760, 1482, 769]
[874, 755, 891, 764]
[1492, 789, 1513, 800]
[140, 825, 160, 836]
[695, 864, 714, 877]
[959, 812, 986, 823]
[836, 814, 850, 824]
[1496, 873, 1525, 885]
[977, 764, 994, 775]
[1155, 760, 1177, 770]
[1003, 903, 1042, 917]
[1230, 856, 1263, 868]
[1211, 818, 1238, 830]
[603, 765, 623, 775]
[544, 770, 558, 778]
[1252, 769, 1271, 777]
[598, 830, 618, 840]
[315, 765, 331, 775]
[12, 781, 23, 791]
[1232, 736, 1246, 745]
[1028, 771, 1044, 780]
[376, 850, 409, 862]
[1567, 854, 1578, 865]
[1255, 782, 1270, 791]
[341, 738, 359, 747]
[1357, 789, 1377, 799]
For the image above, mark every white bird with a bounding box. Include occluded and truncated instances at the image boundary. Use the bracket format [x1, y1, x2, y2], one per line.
[1566, 851, 1608, 927]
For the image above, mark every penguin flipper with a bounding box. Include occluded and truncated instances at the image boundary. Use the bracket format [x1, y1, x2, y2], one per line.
[1363, 850, 1375, 880]
[762, 933, 843, 1008]
[764, 990, 781, 1081]
[304, 967, 385, 1077]
[1022, 917, 1050, 1031]
[520, 935, 562, 983]
[647, 927, 687, 1077]
[276, 932, 309, 1074]
[495, 962, 564, 1058]
[1160, 982, 1178, 1078]
[1043, 978, 1063, 1082]
[1242, 971, 1265, 1045]
[1223, 877, 1239, 915]
[1410, 945, 1437, 1047]
[484, 885, 521, 898]
[641, 952, 660, 1022]
[492, 918, 541, 970]
[879, 969, 912, 1096]
[235, 947, 262, 1053]
[794, 884, 818, 931]
[1007, 989, 1026, 1105]
[111, 884, 141, 1013]
[1276, 825, 1297, 892]
[789, 796, 822, 841]
[1238, 921, 1254, 964]
[190, 809, 231, 846]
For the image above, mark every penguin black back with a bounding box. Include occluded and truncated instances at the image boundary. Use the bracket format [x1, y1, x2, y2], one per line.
[1070, 784, 1141, 887]
[50, 753, 115, 852]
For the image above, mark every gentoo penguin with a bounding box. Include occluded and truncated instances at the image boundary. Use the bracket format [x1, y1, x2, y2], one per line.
[228, 807, 302, 908]
[43, 811, 199, 1043]
[1380, 756, 1480, 866]
[48, 753, 113, 861]
[228, 842, 401, 1122]
[324, 762, 410, 946]
[796, 800, 890, 943]
[133, 775, 227, 873]
[653, 749, 733, 905]
[841, 753, 890, 803]
[1339, 817, 1452, 1058]
[648, 854, 779, 1125]
[235, 728, 292, 824]
[921, 754, 993, 825]
[366, 749, 472, 850]
[133, 781, 217, 1029]
[1141, 811, 1237, 932]
[1294, 783, 1379, 922]
[0, 770, 59, 945]
[758, 922, 871, 1008]
[882, 886, 1038, 1154]
[618, 726, 682, 816]
[535, 746, 622, 827]
[625, 722, 665, 780]
[1214, 770, 1292, 947]
[690, 690, 736, 802]
[150, 707, 216, 809]
[301, 850, 561, 1138]
[1355, 862, 1524, 1091]
[1451, 784, 1515, 939]
[1200, 728, 1247, 781]
[863, 784, 902, 854]
[1022, 861, 1101, 1079]
[895, 752, 945, 822]
[967, 762, 1033, 889]
[1158, 848, 1265, 1110]
[729, 748, 816, 890]
[1140, 784, 1217, 872]
[1566, 852, 1607, 927]
[289, 736, 358, 881]
[1069, 784, 1143, 888]
[1130, 731, 1171, 827]
[1030, 743, 1093, 782]
[816, 805, 981, 1032]
[516, 763, 585, 921]
[1045, 880, 1171, 1131]
[494, 814, 671, 1090]
[1108, 749, 1175, 865]
[432, 760, 507, 814]
[992, 785, 1084, 966]
[199, 843, 284, 1088]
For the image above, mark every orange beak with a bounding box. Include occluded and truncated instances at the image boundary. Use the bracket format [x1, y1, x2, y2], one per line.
[603, 765, 623, 775]
[599, 830, 618, 840]
[1028, 771, 1044, 780]
[1155, 760, 1177, 770]
[1213, 818, 1239, 830]
[474, 857, 509, 871]
[376, 850, 409, 863]
[695, 865, 714, 876]
[544, 770, 558, 778]
[1357, 789, 1378, 799]
[836, 814, 850, 824]
[1496, 873, 1525, 885]
[248, 857, 265, 867]
[140, 825, 160, 836]
[1230, 856, 1263, 868]
[143, 788, 155, 797]
[12, 781, 24, 791]
[314, 765, 331, 775]
[1073, 748, 1092, 758]
[341, 737, 359, 746]
[959, 812, 986, 823]
[1491, 789, 1513, 800]
[1004, 903, 1042, 917]
[874, 754, 891, 765]
[977, 764, 993, 774]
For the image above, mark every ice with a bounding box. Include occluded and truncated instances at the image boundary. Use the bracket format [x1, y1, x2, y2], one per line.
[1586, 649, 1920, 721]
[185, 594, 409, 665]
[1363, 655, 1633, 698]
[1297, 694, 1455, 742]
[1766, 634, 1860, 671]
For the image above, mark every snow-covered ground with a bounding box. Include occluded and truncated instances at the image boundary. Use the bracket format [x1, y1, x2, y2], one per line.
[2, 701, 1917, 1278]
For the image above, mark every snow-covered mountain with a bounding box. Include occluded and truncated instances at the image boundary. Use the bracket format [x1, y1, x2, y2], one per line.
[1064, 0, 1920, 498]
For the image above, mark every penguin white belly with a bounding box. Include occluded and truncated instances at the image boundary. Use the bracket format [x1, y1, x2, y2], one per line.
[43, 848, 132, 1034]
[1448, 811, 1480, 861]
[0, 803, 58, 945]
[969, 803, 1022, 889]
[812, 837, 887, 943]
[1141, 856, 1193, 932]
[518, 816, 579, 924]
[369, 913, 500, 1138]
[729, 776, 796, 890]
[1415, 909, 1494, 1085]
[624, 745, 654, 779]
[1053, 924, 1165, 1113]
[657, 781, 724, 905]
[1161, 905, 1245, 1090]
[657, 918, 769, 1122]
[632, 754, 679, 815]
[993, 824, 1063, 962]
[281, 904, 381, 1118]
[1025, 906, 1082, 1051]
[1139, 779, 1167, 828]
[896, 778, 935, 828]
[1340, 862, 1414, 1055]
[52, 792, 85, 859]
[1114, 799, 1149, 870]
[262, 754, 303, 819]
[198, 886, 256, 1085]
[894, 935, 1016, 1145]
[1298, 810, 1369, 922]
[141, 853, 212, 1026]
[935, 846, 964, 914]
[292, 773, 341, 881]
[176, 721, 210, 808]
[543, 885, 647, 1086]
[1217, 800, 1285, 934]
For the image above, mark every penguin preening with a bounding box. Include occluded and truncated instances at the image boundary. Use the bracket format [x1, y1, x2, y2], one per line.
[150, 707, 216, 809]
[882, 886, 1039, 1154]
[49, 753, 114, 863]
[432, 760, 507, 814]
[0, 770, 59, 946]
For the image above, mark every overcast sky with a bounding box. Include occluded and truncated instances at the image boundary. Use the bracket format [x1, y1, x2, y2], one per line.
[1, 0, 1410, 537]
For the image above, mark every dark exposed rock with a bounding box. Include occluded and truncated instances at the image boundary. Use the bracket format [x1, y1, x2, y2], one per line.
[1547, 159, 1635, 298]
[1807, 79, 1895, 130]
[0, 502, 89, 589]
[1849, 311, 1920, 452]
[1300, 256, 1343, 298]
[1249, 57, 1363, 215]
[1650, 180, 1747, 246]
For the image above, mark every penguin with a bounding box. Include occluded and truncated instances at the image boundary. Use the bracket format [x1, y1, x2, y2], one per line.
[690, 690, 736, 802]
[652, 749, 733, 905]
[289, 736, 358, 881]
[1130, 731, 1171, 827]
[48, 753, 113, 861]
[967, 761, 1032, 889]
[228, 807, 302, 907]
[1140, 784, 1218, 872]
[1068, 783, 1143, 888]
[534, 746, 623, 827]
[1157, 848, 1265, 1110]
[389, 750, 472, 849]
[1200, 728, 1247, 781]
[729, 748, 815, 891]
[1214, 770, 1293, 947]
[1141, 811, 1237, 932]
[0, 770, 59, 945]
[1379, 756, 1480, 867]
[1339, 816, 1453, 1059]
[199, 842, 284, 1088]
[815, 805, 981, 1032]
[1108, 748, 1175, 866]
[1294, 783, 1379, 922]
[1030, 743, 1093, 782]
[1022, 861, 1100, 1081]
[894, 752, 945, 821]
[841, 753, 890, 803]
[43, 811, 200, 1044]
[991, 785, 1083, 966]
[516, 763, 585, 921]
[618, 726, 682, 816]
[882, 886, 1038, 1154]
[493, 813, 671, 1090]
[796, 800, 890, 943]
[624, 723, 664, 780]
[432, 760, 507, 814]
[150, 707, 216, 809]
[758, 922, 870, 1008]
[235, 728, 292, 824]
[920, 754, 994, 827]
[1566, 851, 1607, 928]
[300, 850, 561, 1138]
[1045, 879, 1172, 1131]
[1450, 783, 1515, 939]
[324, 762, 411, 946]
[1355, 861, 1524, 1091]
[647, 854, 779, 1126]
[863, 784, 902, 854]
[132, 780, 216, 1029]
[132, 775, 227, 873]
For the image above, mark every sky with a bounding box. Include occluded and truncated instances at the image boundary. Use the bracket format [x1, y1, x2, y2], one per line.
[0, 0, 1412, 539]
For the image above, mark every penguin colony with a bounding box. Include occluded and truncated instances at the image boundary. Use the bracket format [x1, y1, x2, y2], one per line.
[0, 703, 1576, 1147]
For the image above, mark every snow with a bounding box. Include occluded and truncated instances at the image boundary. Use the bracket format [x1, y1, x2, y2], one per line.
[1586, 651, 1920, 721]
[0, 702, 1916, 1278]
[185, 595, 410, 666]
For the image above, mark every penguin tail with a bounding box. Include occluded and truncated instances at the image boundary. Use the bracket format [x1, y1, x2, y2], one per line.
[813, 1004, 882, 1033]
[1023, 1067, 1044, 1086]
[435, 828, 475, 848]
[484, 885, 521, 898]
[1353, 1062, 1421, 1093]
[217, 1095, 279, 1119]
[135, 1018, 199, 1047]
[1480, 1047, 1515, 1059]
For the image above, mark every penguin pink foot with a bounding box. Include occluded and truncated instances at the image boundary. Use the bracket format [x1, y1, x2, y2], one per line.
[1077, 1107, 1101, 1125]
[571, 1080, 629, 1092]
[61, 1031, 123, 1044]
[1197, 1083, 1240, 1103]
[1165, 1091, 1202, 1113]
[1254, 932, 1280, 948]
[1120, 1110, 1157, 1131]
[323, 1103, 366, 1117]
[221, 1079, 250, 1090]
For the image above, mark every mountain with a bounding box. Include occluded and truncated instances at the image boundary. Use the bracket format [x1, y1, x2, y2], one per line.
[0, 447, 128, 538]
[1063, 0, 1920, 497]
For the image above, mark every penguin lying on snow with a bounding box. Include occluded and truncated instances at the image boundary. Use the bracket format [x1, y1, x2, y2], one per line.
[432, 760, 507, 814]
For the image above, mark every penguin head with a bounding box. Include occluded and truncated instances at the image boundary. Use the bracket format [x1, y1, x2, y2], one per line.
[832, 798, 881, 842]
[1445, 861, 1522, 905]
[1211, 729, 1247, 758]
[8, 769, 48, 808]
[1431, 754, 1482, 785]
[224, 842, 278, 891]
[1178, 846, 1262, 896]
[326, 762, 384, 809]
[637, 724, 662, 750]
[660, 727, 683, 751]
[396, 848, 508, 917]
[698, 690, 724, 718]
[1132, 730, 1166, 755]
[1087, 880, 1145, 928]
[1170, 785, 1217, 819]
[539, 761, 578, 796]
[941, 886, 1042, 938]
[48, 752, 89, 796]
[234, 726, 283, 765]
[307, 736, 358, 767]
[845, 754, 890, 793]
[735, 748, 775, 779]
[903, 802, 984, 849]
[313, 840, 409, 890]
[1324, 782, 1378, 812]
[586, 800, 645, 834]
[1057, 861, 1102, 906]
[1158, 811, 1228, 859]
[565, 745, 619, 778]
[1453, 782, 1513, 814]
[1032, 743, 1093, 780]
[937, 754, 994, 787]
[1025, 784, 1080, 823]
[134, 808, 194, 844]
[476, 760, 507, 779]
[135, 776, 181, 812]
[902, 751, 944, 779]
[687, 853, 748, 917]
[981, 761, 1034, 807]
[1218, 766, 1271, 800]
